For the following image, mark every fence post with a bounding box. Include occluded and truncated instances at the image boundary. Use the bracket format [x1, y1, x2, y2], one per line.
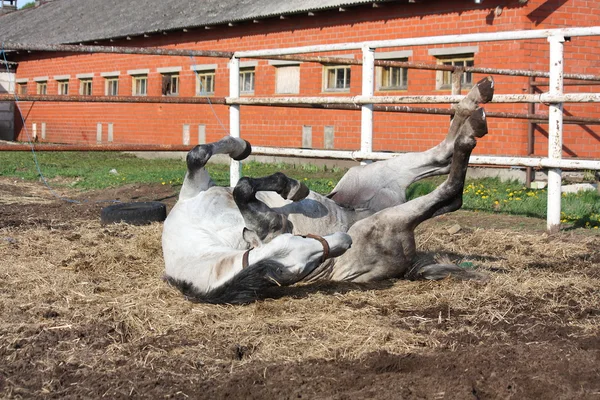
[229, 56, 241, 186]
[546, 34, 565, 234]
[361, 46, 375, 165]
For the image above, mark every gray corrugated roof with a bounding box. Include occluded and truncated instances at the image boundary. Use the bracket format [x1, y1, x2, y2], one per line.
[0, 0, 394, 45]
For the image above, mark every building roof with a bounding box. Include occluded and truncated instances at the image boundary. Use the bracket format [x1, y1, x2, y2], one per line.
[0, 0, 394, 45]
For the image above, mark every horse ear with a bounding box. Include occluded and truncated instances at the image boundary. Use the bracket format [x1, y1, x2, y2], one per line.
[242, 228, 262, 249]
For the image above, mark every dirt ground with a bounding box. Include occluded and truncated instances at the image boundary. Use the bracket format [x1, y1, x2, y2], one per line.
[1, 176, 599, 399]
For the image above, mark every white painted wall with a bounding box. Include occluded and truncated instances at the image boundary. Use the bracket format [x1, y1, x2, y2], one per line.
[0, 71, 15, 94]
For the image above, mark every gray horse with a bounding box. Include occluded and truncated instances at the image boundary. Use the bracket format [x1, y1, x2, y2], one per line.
[162, 76, 494, 303]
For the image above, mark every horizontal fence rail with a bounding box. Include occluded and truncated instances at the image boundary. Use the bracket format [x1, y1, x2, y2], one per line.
[225, 93, 600, 105]
[1, 143, 598, 172]
[3, 26, 600, 233]
[231, 27, 600, 234]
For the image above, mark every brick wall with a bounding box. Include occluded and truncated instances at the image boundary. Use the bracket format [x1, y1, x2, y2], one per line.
[10, 0, 600, 158]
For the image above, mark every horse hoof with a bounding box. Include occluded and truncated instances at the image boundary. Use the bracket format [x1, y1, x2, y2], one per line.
[232, 139, 252, 161]
[475, 76, 494, 104]
[287, 181, 310, 202]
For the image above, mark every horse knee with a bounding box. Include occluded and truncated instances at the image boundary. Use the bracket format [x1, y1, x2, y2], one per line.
[233, 177, 255, 203]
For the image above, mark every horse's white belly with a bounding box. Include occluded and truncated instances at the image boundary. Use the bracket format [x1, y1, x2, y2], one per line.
[162, 188, 247, 290]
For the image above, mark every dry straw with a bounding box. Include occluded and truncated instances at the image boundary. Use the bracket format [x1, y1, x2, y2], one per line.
[1, 183, 599, 389]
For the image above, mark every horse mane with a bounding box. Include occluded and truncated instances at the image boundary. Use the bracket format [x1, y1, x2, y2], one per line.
[165, 259, 287, 304]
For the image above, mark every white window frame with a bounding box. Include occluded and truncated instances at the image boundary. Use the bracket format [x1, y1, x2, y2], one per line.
[105, 77, 119, 96]
[196, 71, 215, 95]
[240, 68, 255, 95]
[376, 58, 409, 91]
[57, 80, 69, 95]
[36, 81, 47, 95]
[161, 73, 179, 96]
[435, 54, 474, 90]
[132, 75, 148, 96]
[17, 82, 28, 95]
[79, 79, 93, 95]
[429, 47, 478, 91]
[323, 65, 351, 92]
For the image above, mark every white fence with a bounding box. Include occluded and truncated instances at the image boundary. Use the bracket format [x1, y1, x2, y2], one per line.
[226, 26, 600, 234]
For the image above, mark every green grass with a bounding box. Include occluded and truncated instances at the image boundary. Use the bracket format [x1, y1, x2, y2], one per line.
[0, 152, 345, 193]
[1, 151, 599, 229]
[408, 177, 600, 229]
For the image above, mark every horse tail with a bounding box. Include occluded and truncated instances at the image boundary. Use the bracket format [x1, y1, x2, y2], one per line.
[405, 254, 488, 281]
[165, 260, 289, 304]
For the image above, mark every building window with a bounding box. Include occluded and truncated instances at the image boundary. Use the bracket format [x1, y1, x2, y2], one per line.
[240, 68, 255, 94]
[17, 83, 28, 95]
[196, 71, 215, 95]
[161, 73, 179, 96]
[132, 75, 148, 96]
[275, 65, 300, 94]
[79, 79, 93, 95]
[58, 80, 69, 95]
[377, 59, 408, 91]
[436, 54, 474, 90]
[36, 81, 47, 95]
[105, 77, 119, 96]
[324, 66, 351, 92]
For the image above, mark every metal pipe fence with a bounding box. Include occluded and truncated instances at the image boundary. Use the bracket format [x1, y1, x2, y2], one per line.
[3, 26, 600, 233]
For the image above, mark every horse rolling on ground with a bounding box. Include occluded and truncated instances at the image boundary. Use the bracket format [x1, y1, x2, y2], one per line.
[162, 76, 495, 304]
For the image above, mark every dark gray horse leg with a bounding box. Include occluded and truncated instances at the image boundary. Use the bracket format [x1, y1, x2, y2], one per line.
[406, 107, 488, 229]
[233, 172, 309, 241]
[180, 136, 251, 200]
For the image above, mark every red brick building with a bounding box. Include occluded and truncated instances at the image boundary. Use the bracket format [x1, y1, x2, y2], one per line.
[0, 0, 599, 158]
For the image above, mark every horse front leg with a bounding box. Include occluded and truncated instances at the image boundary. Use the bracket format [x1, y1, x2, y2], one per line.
[179, 136, 252, 201]
[233, 172, 309, 242]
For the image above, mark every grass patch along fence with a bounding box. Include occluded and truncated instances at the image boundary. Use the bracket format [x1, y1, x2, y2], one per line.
[1, 151, 598, 229]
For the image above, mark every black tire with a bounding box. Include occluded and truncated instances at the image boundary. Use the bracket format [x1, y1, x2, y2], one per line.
[101, 201, 167, 225]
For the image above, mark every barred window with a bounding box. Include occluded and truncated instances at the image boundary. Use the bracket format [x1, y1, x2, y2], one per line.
[79, 79, 93, 96]
[105, 78, 119, 96]
[58, 80, 69, 95]
[436, 54, 474, 90]
[162, 73, 179, 96]
[17, 83, 28, 95]
[240, 68, 255, 94]
[36, 81, 47, 95]
[196, 71, 215, 95]
[132, 75, 148, 96]
[324, 66, 351, 92]
[377, 59, 408, 90]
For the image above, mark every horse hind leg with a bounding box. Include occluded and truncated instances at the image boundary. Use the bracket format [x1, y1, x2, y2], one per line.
[233, 172, 309, 241]
[398, 106, 487, 232]
[179, 136, 252, 200]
